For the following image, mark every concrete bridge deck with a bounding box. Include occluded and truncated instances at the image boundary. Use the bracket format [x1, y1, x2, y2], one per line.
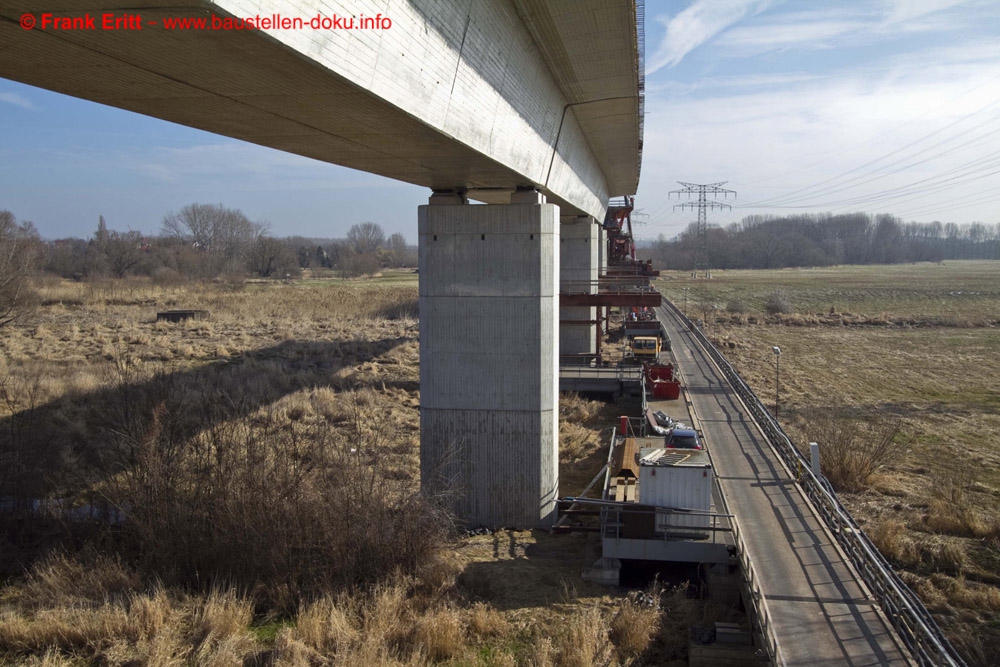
[655, 304, 913, 666]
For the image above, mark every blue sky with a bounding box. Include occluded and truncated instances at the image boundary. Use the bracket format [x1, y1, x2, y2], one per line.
[2, 0, 1000, 241]
[636, 0, 1000, 238]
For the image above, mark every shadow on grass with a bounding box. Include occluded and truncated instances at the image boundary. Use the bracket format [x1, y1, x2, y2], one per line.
[456, 530, 610, 611]
[0, 336, 411, 573]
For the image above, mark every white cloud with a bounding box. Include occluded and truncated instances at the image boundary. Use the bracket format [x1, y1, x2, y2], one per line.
[665, 2, 999, 62]
[719, 18, 867, 54]
[882, 0, 974, 23]
[647, 0, 776, 72]
[0, 91, 34, 110]
[646, 72, 822, 96]
[638, 46, 1000, 228]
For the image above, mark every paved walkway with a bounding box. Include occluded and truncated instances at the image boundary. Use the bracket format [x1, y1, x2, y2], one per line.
[658, 305, 913, 666]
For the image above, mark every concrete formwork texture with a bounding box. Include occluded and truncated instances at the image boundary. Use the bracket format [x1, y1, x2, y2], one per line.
[418, 198, 559, 528]
[559, 216, 599, 357]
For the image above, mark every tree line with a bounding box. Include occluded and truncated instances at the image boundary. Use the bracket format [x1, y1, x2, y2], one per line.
[11, 203, 415, 280]
[643, 213, 1000, 271]
[0, 204, 417, 327]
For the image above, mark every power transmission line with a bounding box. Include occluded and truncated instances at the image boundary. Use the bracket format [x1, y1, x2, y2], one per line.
[739, 70, 1000, 188]
[670, 181, 736, 278]
[737, 91, 1000, 211]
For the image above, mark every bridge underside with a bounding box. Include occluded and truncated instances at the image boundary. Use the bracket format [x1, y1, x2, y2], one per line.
[1, 0, 643, 529]
[0, 0, 642, 219]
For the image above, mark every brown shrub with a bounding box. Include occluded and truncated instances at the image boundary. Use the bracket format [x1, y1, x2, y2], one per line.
[560, 393, 600, 423]
[94, 362, 451, 602]
[725, 298, 750, 314]
[528, 636, 555, 667]
[920, 540, 967, 575]
[810, 412, 906, 492]
[609, 579, 663, 660]
[764, 290, 792, 315]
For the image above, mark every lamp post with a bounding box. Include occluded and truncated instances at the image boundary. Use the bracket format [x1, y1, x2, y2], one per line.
[772, 346, 781, 422]
[682, 287, 689, 316]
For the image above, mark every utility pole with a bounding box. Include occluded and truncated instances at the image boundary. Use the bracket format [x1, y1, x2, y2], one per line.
[772, 346, 781, 423]
[670, 181, 736, 278]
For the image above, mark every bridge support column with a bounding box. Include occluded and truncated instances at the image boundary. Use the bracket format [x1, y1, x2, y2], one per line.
[598, 224, 608, 276]
[560, 216, 598, 358]
[598, 224, 608, 334]
[419, 189, 559, 528]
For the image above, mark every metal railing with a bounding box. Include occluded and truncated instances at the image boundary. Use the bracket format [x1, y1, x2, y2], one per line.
[560, 278, 659, 293]
[558, 366, 643, 383]
[675, 363, 784, 665]
[595, 499, 733, 544]
[660, 297, 965, 667]
[728, 494, 783, 664]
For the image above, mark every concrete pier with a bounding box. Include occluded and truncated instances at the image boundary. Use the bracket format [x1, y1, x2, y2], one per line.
[598, 225, 609, 333]
[559, 216, 599, 358]
[419, 191, 559, 528]
[598, 225, 608, 277]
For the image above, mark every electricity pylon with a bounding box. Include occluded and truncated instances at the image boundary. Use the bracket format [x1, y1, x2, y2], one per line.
[670, 181, 736, 278]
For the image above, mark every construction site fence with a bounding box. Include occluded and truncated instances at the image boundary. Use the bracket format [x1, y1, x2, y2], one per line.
[661, 297, 965, 667]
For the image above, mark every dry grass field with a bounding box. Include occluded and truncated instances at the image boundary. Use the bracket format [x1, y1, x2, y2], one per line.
[657, 260, 1000, 666]
[0, 272, 734, 666]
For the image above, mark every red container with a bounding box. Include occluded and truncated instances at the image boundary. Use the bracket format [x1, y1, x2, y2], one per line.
[651, 380, 681, 400]
[647, 364, 674, 381]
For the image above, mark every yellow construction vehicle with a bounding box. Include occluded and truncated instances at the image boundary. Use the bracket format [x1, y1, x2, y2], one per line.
[626, 335, 661, 362]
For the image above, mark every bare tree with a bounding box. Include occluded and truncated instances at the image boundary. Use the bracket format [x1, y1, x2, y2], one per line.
[162, 203, 217, 250]
[161, 203, 262, 274]
[0, 210, 40, 328]
[340, 251, 381, 278]
[247, 235, 298, 278]
[385, 232, 409, 268]
[95, 215, 109, 253]
[104, 231, 145, 278]
[347, 222, 385, 255]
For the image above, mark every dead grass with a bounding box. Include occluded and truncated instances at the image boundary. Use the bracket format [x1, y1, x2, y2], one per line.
[1, 274, 738, 666]
[292, 596, 358, 655]
[868, 519, 967, 575]
[0, 523, 735, 667]
[18, 553, 141, 610]
[609, 585, 662, 661]
[554, 605, 615, 667]
[558, 393, 619, 495]
[466, 601, 511, 638]
[412, 607, 465, 661]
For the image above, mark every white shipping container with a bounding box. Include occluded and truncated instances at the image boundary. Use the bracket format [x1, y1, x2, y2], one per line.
[637, 448, 713, 530]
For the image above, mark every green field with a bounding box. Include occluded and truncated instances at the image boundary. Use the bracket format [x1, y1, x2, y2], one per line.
[658, 261, 1000, 323]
